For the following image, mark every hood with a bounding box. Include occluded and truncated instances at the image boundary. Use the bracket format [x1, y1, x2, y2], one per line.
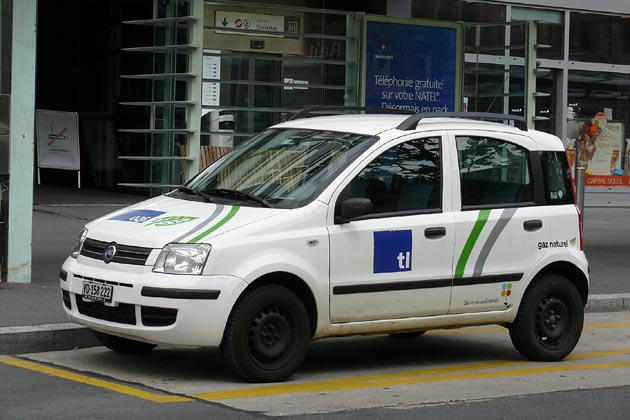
[85, 195, 286, 248]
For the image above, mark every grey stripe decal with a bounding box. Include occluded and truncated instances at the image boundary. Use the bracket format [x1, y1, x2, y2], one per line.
[473, 207, 518, 278]
[172, 205, 225, 243]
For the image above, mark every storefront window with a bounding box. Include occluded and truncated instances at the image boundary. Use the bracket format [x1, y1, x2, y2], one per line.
[570, 13, 630, 65]
[413, 0, 505, 51]
[202, 2, 361, 148]
[537, 22, 564, 60]
[412, 0, 505, 23]
[567, 70, 630, 187]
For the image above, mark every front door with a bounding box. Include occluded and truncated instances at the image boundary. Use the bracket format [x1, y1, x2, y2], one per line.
[328, 134, 455, 323]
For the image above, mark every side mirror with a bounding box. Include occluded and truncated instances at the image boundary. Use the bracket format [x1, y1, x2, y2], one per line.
[336, 197, 374, 224]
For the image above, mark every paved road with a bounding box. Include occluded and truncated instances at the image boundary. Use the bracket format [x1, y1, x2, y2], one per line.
[582, 207, 630, 294]
[2, 312, 629, 418]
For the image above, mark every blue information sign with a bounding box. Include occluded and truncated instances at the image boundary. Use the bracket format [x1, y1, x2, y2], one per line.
[365, 20, 457, 113]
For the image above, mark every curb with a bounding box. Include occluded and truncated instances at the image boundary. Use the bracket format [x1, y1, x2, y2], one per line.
[1, 294, 628, 356]
[585, 293, 630, 313]
[0, 323, 98, 355]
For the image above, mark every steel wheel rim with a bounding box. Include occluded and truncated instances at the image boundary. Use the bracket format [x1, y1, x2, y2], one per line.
[247, 304, 295, 367]
[535, 295, 572, 349]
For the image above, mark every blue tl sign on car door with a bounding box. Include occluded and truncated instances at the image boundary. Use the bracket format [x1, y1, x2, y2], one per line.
[374, 230, 413, 273]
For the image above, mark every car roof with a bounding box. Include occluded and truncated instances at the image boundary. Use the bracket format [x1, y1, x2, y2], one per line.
[274, 114, 409, 136]
[273, 114, 564, 151]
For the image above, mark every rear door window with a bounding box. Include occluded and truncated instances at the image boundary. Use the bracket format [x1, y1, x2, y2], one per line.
[456, 136, 533, 208]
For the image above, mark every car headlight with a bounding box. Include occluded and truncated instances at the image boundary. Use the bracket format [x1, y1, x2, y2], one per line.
[153, 243, 212, 275]
[71, 228, 88, 259]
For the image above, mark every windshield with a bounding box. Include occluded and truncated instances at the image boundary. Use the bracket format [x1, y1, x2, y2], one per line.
[186, 129, 377, 209]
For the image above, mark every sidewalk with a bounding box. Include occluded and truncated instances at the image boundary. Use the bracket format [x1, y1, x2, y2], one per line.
[0, 185, 629, 354]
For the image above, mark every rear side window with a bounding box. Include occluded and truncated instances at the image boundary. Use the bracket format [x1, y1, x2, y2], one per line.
[540, 151, 573, 205]
[456, 136, 533, 208]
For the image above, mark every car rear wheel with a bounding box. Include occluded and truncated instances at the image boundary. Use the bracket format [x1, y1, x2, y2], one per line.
[509, 274, 584, 361]
[222, 284, 310, 383]
[93, 331, 157, 353]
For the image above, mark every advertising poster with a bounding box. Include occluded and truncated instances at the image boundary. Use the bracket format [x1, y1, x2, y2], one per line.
[36, 110, 80, 171]
[567, 112, 627, 187]
[364, 18, 458, 113]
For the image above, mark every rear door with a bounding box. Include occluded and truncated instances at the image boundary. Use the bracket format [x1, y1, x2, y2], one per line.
[448, 131, 549, 314]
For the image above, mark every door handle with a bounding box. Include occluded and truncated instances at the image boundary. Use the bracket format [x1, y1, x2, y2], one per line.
[523, 219, 543, 231]
[425, 227, 446, 238]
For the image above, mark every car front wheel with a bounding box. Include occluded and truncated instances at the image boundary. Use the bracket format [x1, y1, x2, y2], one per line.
[222, 284, 311, 383]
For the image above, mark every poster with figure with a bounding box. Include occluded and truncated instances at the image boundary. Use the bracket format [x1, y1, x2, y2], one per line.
[36, 109, 80, 171]
[568, 112, 626, 187]
[364, 17, 459, 113]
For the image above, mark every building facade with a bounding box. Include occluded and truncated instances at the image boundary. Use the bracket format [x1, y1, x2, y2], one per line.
[2, 0, 630, 281]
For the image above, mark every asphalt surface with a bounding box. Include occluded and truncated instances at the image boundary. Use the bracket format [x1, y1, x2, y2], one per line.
[3, 354, 629, 420]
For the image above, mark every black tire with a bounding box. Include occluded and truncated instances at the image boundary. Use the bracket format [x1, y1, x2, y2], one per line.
[389, 331, 426, 339]
[509, 274, 584, 361]
[93, 331, 157, 353]
[222, 284, 310, 383]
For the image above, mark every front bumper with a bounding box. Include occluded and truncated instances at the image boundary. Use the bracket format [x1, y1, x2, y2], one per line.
[59, 256, 248, 347]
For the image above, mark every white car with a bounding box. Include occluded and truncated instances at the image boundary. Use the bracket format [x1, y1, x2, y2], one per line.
[60, 111, 589, 383]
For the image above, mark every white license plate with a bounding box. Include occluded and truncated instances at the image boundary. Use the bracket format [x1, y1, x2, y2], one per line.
[82, 281, 113, 303]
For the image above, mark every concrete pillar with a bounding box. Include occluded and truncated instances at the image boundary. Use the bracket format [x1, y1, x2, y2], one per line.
[7, 0, 36, 283]
[185, 0, 203, 181]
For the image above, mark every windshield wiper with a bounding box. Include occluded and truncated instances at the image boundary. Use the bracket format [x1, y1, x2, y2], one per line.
[176, 186, 214, 203]
[202, 188, 272, 208]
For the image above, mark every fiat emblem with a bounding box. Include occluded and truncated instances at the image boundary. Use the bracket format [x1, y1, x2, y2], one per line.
[103, 243, 117, 264]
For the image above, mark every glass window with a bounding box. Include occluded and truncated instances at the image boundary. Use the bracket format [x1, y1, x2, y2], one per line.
[456, 136, 533, 208]
[187, 128, 376, 209]
[412, 0, 505, 24]
[570, 13, 630, 65]
[345, 137, 441, 215]
[540, 151, 573, 205]
[567, 70, 630, 163]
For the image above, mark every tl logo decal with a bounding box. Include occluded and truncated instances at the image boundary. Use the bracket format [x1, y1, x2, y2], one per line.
[373, 230, 412, 273]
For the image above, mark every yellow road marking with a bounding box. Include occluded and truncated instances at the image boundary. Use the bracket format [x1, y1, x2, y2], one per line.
[194, 348, 630, 400]
[584, 323, 630, 329]
[196, 361, 630, 401]
[0, 356, 190, 403]
[426, 322, 630, 335]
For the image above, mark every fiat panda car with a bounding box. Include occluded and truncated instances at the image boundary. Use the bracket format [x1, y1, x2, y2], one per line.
[60, 111, 588, 383]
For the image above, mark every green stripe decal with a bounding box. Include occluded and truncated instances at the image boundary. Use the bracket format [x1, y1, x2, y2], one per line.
[187, 206, 240, 243]
[454, 209, 491, 279]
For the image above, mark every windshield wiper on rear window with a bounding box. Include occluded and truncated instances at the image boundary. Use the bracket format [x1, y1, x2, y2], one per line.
[176, 186, 214, 203]
[202, 188, 272, 208]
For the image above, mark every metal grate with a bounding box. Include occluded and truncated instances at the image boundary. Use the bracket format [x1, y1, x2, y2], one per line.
[76, 299, 136, 325]
[80, 238, 153, 265]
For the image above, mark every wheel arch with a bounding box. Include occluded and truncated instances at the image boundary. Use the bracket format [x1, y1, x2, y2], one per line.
[532, 261, 589, 305]
[237, 271, 318, 337]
